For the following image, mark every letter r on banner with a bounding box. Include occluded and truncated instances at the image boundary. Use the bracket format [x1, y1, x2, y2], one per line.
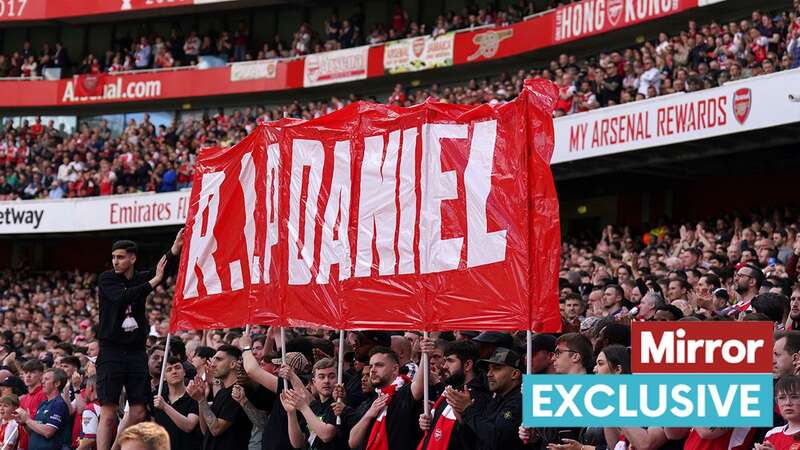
[184, 172, 225, 298]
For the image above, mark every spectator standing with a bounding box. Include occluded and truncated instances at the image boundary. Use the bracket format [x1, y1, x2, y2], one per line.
[95, 233, 183, 450]
[20, 360, 46, 418]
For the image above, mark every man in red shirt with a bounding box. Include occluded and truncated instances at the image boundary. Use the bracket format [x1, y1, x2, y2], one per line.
[19, 360, 46, 417]
[29, 118, 44, 136]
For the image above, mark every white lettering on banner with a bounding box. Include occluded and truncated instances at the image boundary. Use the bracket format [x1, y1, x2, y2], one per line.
[317, 140, 352, 284]
[184, 172, 225, 298]
[356, 132, 399, 276]
[555, 0, 679, 42]
[262, 144, 280, 283]
[397, 127, 418, 274]
[239, 153, 258, 285]
[0, 0, 28, 18]
[288, 139, 324, 285]
[183, 120, 511, 296]
[465, 120, 507, 267]
[420, 123, 467, 274]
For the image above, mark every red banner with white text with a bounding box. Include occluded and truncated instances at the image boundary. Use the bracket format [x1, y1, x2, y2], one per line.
[170, 80, 561, 332]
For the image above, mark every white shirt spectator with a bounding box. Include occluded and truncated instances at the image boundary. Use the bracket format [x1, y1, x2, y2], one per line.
[638, 67, 661, 96]
[1, 418, 18, 449]
[67, 160, 84, 182]
[80, 402, 102, 440]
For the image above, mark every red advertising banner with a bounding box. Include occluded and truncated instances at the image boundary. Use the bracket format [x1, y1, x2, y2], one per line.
[453, 19, 553, 65]
[169, 79, 561, 332]
[553, 0, 699, 43]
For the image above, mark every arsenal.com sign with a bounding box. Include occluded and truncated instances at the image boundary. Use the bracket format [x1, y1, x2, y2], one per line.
[554, 0, 686, 42]
[552, 69, 800, 164]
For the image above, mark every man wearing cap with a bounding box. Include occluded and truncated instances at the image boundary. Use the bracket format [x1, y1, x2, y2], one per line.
[443, 347, 524, 450]
[95, 230, 183, 450]
[418, 339, 490, 450]
[240, 333, 311, 450]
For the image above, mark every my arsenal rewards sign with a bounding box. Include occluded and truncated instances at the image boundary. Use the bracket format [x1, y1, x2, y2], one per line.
[169, 79, 561, 333]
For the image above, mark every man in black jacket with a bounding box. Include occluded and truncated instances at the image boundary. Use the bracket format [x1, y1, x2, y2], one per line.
[445, 347, 524, 450]
[96, 230, 183, 450]
[418, 339, 490, 450]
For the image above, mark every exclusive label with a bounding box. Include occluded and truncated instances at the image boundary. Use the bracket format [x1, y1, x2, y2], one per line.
[523, 374, 773, 427]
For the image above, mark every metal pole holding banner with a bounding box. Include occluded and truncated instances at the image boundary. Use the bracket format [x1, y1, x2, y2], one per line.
[526, 330, 532, 375]
[281, 327, 287, 390]
[336, 329, 345, 425]
[157, 333, 172, 399]
[523, 330, 532, 445]
[422, 331, 430, 417]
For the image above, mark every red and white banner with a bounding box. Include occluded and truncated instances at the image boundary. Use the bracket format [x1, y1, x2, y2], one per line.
[303, 46, 369, 87]
[552, 68, 800, 164]
[553, 0, 695, 43]
[169, 80, 561, 333]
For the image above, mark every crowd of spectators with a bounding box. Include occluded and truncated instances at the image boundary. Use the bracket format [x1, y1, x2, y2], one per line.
[394, 4, 800, 115]
[0, 5, 797, 201]
[0, 1, 541, 79]
[0, 206, 798, 449]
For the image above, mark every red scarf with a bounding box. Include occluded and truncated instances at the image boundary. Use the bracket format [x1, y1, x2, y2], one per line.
[366, 375, 411, 450]
[417, 394, 458, 450]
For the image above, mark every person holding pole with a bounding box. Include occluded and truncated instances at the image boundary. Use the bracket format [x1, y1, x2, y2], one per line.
[417, 339, 490, 450]
[239, 333, 310, 450]
[449, 347, 525, 450]
[283, 357, 355, 450]
[348, 346, 422, 450]
[95, 230, 184, 450]
[152, 356, 202, 449]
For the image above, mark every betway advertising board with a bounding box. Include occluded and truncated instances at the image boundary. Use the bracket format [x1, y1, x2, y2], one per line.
[0, 191, 190, 234]
[552, 69, 800, 164]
